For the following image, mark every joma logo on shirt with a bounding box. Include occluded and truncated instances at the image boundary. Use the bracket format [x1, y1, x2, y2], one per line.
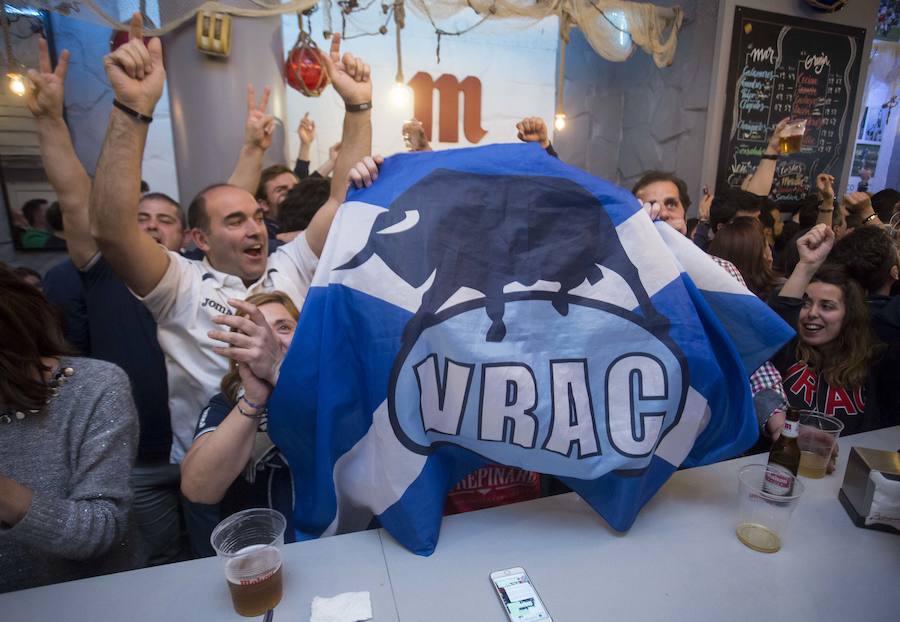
[200, 298, 232, 315]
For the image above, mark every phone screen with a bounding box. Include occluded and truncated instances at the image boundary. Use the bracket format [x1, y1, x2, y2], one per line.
[491, 569, 550, 622]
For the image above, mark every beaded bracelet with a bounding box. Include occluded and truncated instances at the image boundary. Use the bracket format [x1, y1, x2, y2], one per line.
[241, 395, 267, 410]
[237, 398, 266, 420]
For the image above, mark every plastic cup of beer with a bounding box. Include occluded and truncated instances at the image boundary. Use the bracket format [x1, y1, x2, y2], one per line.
[778, 119, 807, 155]
[797, 412, 844, 479]
[735, 464, 804, 553]
[211, 508, 287, 617]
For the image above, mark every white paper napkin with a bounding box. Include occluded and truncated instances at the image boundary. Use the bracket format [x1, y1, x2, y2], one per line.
[310, 591, 373, 622]
[865, 470, 900, 529]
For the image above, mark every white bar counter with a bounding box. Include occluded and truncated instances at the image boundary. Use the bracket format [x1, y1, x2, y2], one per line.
[2, 428, 898, 622]
[1, 528, 399, 622]
[382, 426, 900, 622]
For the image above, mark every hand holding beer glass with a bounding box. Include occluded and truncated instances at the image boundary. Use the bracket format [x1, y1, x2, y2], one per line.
[211, 508, 287, 617]
[402, 118, 430, 152]
[797, 412, 843, 479]
[778, 119, 807, 155]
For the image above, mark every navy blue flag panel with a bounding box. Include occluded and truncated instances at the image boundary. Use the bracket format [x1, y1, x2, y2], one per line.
[268, 143, 794, 555]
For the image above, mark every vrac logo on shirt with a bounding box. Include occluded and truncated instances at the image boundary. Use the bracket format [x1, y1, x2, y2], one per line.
[336, 169, 688, 478]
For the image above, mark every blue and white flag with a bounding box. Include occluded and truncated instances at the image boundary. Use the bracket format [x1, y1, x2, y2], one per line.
[268, 144, 794, 555]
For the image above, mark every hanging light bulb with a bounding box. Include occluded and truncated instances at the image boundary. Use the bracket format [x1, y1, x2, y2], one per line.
[2, 3, 26, 97]
[554, 113, 567, 131]
[553, 20, 569, 133]
[391, 2, 410, 109]
[8, 72, 25, 97]
[391, 80, 411, 107]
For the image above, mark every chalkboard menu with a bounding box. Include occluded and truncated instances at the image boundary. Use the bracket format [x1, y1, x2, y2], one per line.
[716, 7, 866, 202]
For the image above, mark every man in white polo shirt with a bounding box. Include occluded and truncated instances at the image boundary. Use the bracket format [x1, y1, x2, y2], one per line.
[90, 15, 373, 463]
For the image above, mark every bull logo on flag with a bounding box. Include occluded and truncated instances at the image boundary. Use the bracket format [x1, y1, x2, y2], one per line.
[336, 170, 689, 476]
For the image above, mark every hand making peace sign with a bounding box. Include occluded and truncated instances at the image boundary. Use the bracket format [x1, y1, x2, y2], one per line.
[25, 38, 69, 120]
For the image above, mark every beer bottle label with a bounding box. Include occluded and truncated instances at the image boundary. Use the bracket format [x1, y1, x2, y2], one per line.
[762, 465, 794, 496]
[781, 418, 799, 438]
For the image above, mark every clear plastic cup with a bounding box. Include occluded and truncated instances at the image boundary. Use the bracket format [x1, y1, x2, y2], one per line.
[778, 119, 807, 155]
[736, 464, 805, 553]
[211, 508, 287, 617]
[797, 412, 844, 479]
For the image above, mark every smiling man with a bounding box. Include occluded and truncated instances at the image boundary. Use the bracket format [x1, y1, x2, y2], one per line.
[89, 16, 373, 462]
[138, 192, 186, 251]
[257, 165, 297, 219]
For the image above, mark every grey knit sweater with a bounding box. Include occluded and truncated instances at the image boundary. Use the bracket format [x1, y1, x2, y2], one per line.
[0, 357, 139, 593]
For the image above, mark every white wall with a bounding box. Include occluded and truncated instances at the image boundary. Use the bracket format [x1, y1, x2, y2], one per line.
[700, 0, 881, 197]
[281, 9, 558, 168]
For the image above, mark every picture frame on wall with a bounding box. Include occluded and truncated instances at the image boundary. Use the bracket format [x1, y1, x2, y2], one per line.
[863, 106, 891, 142]
[851, 143, 880, 177]
[875, 0, 900, 42]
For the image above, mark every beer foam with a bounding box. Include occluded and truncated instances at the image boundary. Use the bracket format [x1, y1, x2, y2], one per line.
[225, 545, 281, 584]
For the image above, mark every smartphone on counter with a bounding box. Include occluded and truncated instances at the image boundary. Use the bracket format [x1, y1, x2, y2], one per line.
[490, 567, 552, 622]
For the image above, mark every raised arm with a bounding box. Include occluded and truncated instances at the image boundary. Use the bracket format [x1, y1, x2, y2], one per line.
[516, 116, 550, 149]
[779, 224, 834, 299]
[297, 112, 314, 172]
[744, 118, 789, 197]
[90, 13, 169, 296]
[26, 40, 95, 268]
[844, 191, 883, 227]
[315, 141, 341, 178]
[304, 34, 373, 257]
[227, 85, 274, 194]
[815, 173, 835, 227]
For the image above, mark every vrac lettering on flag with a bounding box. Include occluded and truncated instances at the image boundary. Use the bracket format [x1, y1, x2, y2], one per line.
[268, 143, 793, 555]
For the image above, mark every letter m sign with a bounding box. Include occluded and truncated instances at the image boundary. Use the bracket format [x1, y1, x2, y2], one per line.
[409, 72, 487, 144]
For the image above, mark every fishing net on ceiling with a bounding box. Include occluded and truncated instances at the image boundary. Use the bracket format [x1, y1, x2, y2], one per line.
[6, 0, 683, 67]
[407, 1, 683, 67]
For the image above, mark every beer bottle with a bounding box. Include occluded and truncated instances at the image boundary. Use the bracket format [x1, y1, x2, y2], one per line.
[763, 408, 801, 496]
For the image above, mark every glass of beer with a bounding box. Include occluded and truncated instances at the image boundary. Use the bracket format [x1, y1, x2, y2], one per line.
[778, 119, 807, 155]
[211, 508, 287, 617]
[736, 464, 804, 553]
[797, 413, 843, 479]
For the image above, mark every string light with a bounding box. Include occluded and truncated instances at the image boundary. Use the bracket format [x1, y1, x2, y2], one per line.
[418, 0, 494, 63]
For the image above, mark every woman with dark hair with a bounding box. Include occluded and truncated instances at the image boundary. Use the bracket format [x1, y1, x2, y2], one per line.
[180, 291, 299, 541]
[709, 216, 782, 299]
[768, 225, 889, 442]
[0, 266, 138, 593]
